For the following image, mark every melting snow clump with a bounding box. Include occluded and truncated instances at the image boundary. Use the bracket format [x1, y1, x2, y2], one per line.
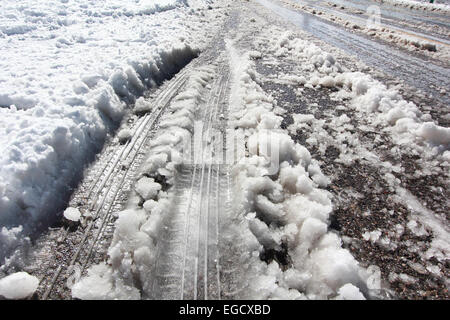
[0, 272, 39, 299]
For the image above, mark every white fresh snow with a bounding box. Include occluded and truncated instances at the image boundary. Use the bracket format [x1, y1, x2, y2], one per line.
[0, 271, 39, 299]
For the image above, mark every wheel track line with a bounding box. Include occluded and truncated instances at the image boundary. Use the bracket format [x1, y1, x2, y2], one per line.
[86, 117, 140, 201]
[212, 70, 231, 299]
[201, 69, 230, 300]
[192, 63, 229, 300]
[148, 61, 231, 300]
[177, 143, 201, 298]
[180, 69, 223, 299]
[194, 66, 228, 299]
[203, 163, 212, 299]
[83, 71, 187, 222]
[193, 151, 207, 300]
[195, 76, 220, 300]
[80, 74, 190, 271]
[86, 67, 191, 206]
[85, 100, 157, 203]
[41, 69, 190, 299]
[215, 164, 221, 299]
[150, 66, 221, 299]
[76, 74, 187, 265]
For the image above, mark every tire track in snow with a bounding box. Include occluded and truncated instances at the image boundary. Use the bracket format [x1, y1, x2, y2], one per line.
[36, 66, 191, 300]
[149, 62, 231, 300]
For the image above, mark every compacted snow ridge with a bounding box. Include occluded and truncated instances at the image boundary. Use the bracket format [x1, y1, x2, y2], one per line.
[0, 0, 223, 270]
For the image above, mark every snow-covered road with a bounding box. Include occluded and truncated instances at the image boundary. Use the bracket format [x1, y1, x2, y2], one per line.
[0, 0, 448, 300]
[303, 0, 450, 37]
[259, 0, 450, 107]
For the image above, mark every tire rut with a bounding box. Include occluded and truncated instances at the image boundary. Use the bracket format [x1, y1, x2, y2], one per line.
[149, 61, 232, 300]
[32, 66, 192, 300]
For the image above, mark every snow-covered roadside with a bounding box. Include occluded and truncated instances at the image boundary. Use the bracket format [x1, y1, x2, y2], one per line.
[71, 1, 448, 300]
[246, 10, 449, 294]
[281, 0, 450, 62]
[0, 0, 218, 264]
[269, 28, 449, 256]
[260, 26, 450, 160]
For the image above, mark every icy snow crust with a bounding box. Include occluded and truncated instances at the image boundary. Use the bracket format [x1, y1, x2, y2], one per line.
[0, 0, 214, 260]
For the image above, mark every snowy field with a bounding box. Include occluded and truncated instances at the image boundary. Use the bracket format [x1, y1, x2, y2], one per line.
[0, 0, 215, 258]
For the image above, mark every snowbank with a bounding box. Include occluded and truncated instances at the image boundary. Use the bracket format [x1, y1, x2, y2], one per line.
[0, 0, 218, 264]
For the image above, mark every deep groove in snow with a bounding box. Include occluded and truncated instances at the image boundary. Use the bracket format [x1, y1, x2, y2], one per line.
[150, 63, 231, 300]
[36, 65, 192, 300]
